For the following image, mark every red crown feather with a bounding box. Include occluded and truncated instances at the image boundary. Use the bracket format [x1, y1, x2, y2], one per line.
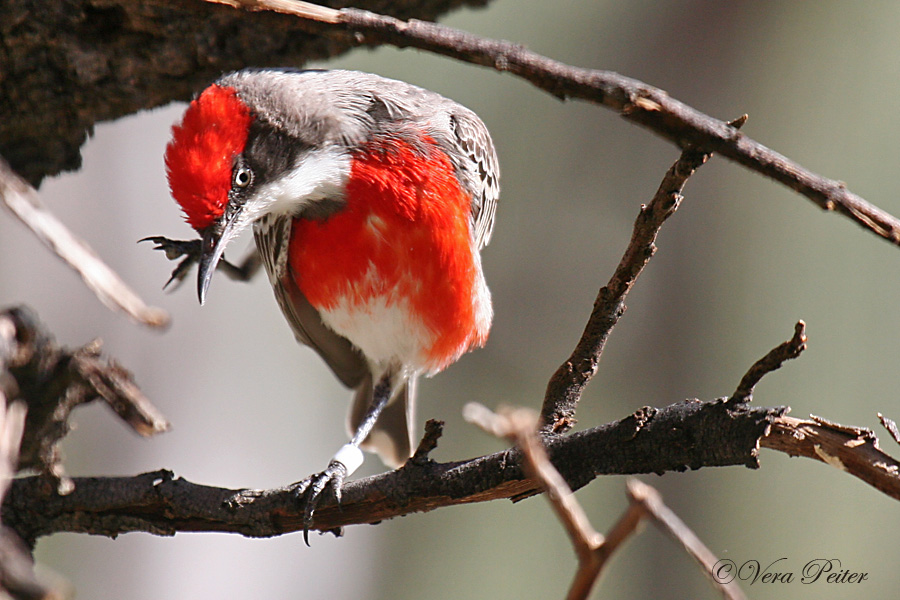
[165, 85, 252, 231]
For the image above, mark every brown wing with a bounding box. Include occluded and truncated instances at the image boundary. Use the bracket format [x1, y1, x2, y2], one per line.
[448, 111, 500, 250]
[253, 214, 368, 389]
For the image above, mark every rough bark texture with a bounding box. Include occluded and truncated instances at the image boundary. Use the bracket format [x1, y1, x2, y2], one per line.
[0, 307, 168, 495]
[0, 0, 488, 186]
[3, 398, 783, 547]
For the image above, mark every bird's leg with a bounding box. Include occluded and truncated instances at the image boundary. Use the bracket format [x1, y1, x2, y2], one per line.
[141, 236, 261, 289]
[294, 371, 395, 545]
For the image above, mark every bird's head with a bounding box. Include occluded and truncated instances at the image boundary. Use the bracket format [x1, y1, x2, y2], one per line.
[165, 71, 357, 304]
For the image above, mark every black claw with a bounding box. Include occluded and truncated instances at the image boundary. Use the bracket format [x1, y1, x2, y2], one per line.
[293, 461, 348, 546]
[141, 236, 202, 289]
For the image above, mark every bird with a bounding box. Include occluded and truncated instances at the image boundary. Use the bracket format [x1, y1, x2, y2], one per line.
[151, 68, 499, 538]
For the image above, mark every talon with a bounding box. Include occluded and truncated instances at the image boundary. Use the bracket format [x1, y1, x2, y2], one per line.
[140, 236, 201, 259]
[293, 461, 349, 546]
[141, 236, 203, 288]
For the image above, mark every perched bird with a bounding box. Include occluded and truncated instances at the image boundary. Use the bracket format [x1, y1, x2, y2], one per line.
[153, 68, 499, 535]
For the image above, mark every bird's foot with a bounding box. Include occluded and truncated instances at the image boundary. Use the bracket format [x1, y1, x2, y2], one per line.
[140, 236, 201, 289]
[291, 460, 348, 545]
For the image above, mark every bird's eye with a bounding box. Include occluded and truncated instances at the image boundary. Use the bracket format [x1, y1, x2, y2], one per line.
[233, 166, 253, 188]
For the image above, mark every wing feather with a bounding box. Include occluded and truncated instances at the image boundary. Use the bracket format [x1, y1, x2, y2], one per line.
[448, 112, 500, 250]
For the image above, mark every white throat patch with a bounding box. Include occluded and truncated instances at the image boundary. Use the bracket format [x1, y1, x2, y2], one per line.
[244, 146, 351, 223]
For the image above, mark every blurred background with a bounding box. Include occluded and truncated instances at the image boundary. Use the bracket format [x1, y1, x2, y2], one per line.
[2, 1, 900, 598]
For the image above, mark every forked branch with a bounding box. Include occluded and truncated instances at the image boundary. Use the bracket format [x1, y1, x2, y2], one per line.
[465, 404, 748, 600]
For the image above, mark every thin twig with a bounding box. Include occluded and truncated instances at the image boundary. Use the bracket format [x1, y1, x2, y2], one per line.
[465, 404, 746, 600]
[540, 144, 717, 433]
[878, 413, 900, 446]
[207, 0, 900, 248]
[464, 403, 606, 600]
[732, 320, 808, 401]
[0, 157, 169, 329]
[463, 404, 603, 558]
[626, 480, 747, 600]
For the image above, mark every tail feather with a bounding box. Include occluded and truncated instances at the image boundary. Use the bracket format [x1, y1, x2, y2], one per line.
[348, 373, 417, 468]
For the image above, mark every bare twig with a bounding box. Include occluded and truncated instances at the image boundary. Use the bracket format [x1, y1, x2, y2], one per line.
[541, 143, 717, 433]
[734, 322, 900, 499]
[465, 404, 607, 600]
[761, 414, 900, 501]
[409, 419, 445, 465]
[464, 404, 602, 559]
[465, 404, 746, 600]
[732, 321, 807, 401]
[0, 157, 169, 329]
[207, 0, 900, 248]
[877, 413, 900, 446]
[625, 480, 746, 600]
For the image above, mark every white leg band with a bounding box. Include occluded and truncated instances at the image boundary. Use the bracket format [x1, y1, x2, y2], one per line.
[332, 444, 364, 477]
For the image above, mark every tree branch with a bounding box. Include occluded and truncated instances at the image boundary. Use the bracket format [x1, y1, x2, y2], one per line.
[0, 0, 489, 186]
[211, 0, 900, 248]
[761, 414, 900, 501]
[4, 394, 780, 546]
[0, 353, 58, 599]
[0, 307, 169, 494]
[0, 158, 169, 329]
[540, 142, 719, 434]
[465, 405, 747, 600]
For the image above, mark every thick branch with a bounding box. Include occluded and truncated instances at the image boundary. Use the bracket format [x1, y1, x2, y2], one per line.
[0, 0, 489, 185]
[3, 398, 780, 545]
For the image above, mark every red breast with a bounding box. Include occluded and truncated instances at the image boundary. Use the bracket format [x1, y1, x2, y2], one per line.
[288, 134, 490, 372]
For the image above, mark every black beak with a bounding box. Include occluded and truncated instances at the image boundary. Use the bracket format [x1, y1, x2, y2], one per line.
[197, 212, 241, 305]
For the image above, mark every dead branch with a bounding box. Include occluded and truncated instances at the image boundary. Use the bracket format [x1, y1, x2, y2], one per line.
[3, 393, 781, 546]
[210, 0, 900, 248]
[0, 307, 169, 494]
[729, 321, 900, 501]
[0, 0, 484, 186]
[624, 480, 746, 600]
[878, 413, 900, 446]
[761, 415, 900, 501]
[540, 140, 720, 434]
[465, 404, 747, 600]
[733, 320, 808, 401]
[0, 158, 169, 329]
[0, 367, 59, 599]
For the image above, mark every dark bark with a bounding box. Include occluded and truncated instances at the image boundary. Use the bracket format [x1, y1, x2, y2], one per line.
[0, 307, 168, 494]
[0, 0, 488, 186]
[3, 398, 783, 547]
